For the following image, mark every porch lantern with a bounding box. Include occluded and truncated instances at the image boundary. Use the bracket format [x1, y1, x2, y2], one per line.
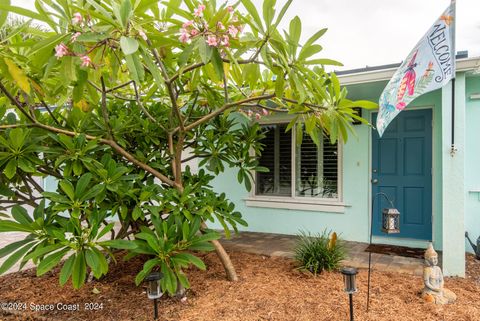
[145, 272, 163, 320]
[367, 192, 400, 312]
[381, 207, 400, 234]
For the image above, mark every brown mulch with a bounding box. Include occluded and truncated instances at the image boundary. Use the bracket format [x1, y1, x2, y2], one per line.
[1, 252, 480, 321]
[365, 243, 427, 259]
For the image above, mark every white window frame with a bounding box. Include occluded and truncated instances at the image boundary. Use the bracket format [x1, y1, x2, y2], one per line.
[245, 118, 345, 213]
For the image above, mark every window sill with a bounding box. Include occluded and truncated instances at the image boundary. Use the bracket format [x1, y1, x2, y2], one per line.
[244, 197, 347, 213]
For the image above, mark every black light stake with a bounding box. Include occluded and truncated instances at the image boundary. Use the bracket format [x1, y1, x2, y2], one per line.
[341, 267, 358, 321]
[145, 272, 163, 320]
[367, 192, 400, 311]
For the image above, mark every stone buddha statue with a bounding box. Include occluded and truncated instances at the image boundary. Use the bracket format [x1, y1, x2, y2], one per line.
[421, 243, 456, 304]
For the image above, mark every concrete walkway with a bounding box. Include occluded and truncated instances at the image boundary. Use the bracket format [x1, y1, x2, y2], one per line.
[220, 231, 424, 276]
[1, 230, 424, 276]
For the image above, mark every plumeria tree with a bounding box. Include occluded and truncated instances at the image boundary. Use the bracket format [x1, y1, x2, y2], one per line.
[0, 0, 375, 293]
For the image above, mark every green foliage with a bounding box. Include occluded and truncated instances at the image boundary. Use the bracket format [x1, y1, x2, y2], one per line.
[0, 0, 374, 294]
[294, 230, 345, 275]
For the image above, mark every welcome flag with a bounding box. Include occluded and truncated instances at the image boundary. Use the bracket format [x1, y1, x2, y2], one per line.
[377, 1, 456, 137]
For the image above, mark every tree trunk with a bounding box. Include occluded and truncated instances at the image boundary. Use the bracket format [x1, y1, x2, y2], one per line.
[201, 222, 238, 281]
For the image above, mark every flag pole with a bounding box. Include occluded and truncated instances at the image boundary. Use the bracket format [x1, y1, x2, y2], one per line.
[450, 0, 457, 156]
[451, 78, 455, 155]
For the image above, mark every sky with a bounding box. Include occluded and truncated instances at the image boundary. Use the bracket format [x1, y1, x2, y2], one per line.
[10, 0, 480, 70]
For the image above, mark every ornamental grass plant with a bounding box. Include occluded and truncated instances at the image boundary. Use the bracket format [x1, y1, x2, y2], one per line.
[294, 230, 346, 275]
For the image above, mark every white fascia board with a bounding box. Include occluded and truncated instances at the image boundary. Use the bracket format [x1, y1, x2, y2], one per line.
[338, 57, 480, 86]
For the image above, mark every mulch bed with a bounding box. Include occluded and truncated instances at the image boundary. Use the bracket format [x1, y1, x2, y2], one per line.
[1, 251, 480, 321]
[365, 243, 427, 259]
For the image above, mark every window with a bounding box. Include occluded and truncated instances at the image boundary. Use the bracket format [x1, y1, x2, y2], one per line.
[255, 123, 339, 200]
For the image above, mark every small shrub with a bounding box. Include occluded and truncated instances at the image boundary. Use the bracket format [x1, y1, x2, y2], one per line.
[294, 230, 346, 275]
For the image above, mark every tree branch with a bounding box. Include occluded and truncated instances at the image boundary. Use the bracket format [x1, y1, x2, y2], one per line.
[178, 94, 275, 133]
[100, 77, 113, 138]
[0, 81, 36, 123]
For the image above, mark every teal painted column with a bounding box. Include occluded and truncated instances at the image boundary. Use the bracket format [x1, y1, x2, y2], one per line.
[441, 73, 466, 277]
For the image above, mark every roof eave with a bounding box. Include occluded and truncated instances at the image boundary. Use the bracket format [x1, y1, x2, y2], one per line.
[338, 57, 480, 86]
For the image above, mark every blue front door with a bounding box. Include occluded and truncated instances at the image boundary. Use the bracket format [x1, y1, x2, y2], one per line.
[372, 109, 432, 240]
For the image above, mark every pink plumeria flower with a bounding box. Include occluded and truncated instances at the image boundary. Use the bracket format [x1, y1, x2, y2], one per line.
[247, 110, 253, 117]
[71, 32, 81, 42]
[182, 20, 193, 29]
[228, 25, 239, 38]
[227, 6, 234, 13]
[80, 55, 92, 67]
[190, 29, 199, 36]
[54, 43, 69, 58]
[138, 30, 148, 41]
[206, 35, 218, 47]
[194, 4, 206, 17]
[72, 12, 83, 25]
[262, 108, 269, 116]
[220, 35, 230, 47]
[217, 22, 225, 30]
[179, 29, 190, 43]
[255, 113, 261, 120]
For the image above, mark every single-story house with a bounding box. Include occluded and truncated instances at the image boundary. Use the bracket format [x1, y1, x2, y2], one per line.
[210, 54, 480, 277]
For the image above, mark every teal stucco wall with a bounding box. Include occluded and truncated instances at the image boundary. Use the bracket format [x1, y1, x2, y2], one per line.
[465, 75, 480, 254]
[211, 79, 445, 247]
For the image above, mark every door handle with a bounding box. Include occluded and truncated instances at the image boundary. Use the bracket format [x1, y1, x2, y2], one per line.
[371, 178, 378, 184]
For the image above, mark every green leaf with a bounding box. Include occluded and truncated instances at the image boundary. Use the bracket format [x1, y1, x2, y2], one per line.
[177, 272, 190, 289]
[97, 223, 115, 240]
[59, 254, 75, 286]
[0, 4, 51, 23]
[11, 205, 32, 225]
[0, 238, 34, 259]
[305, 58, 343, 66]
[275, 74, 285, 98]
[37, 248, 69, 276]
[0, 0, 9, 29]
[289, 16, 302, 48]
[17, 157, 35, 173]
[303, 28, 328, 48]
[29, 34, 68, 57]
[197, 38, 212, 65]
[0, 243, 33, 275]
[120, 36, 139, 55]
[72, 251, 86, 289]
[85, 249, 101, 278]
[0, 219, 33, 233]
[211, 48, 225, 80]
[241, 0, 264, 33]
[120, 0, 132, 27]
[23, 243, 63, 262]
[99, 239, 137, 250]
[272, 0, 292, 28]
[125, 53, 144, 83]
[75, 173, 92, 199]
[263, 0, 276, 28]
[91, 248, 108, 275]
[174, 253, 205, 270]
[4, 58, 30, 94]
[160, 262, 177, 295]
[79, 184, 103, 201]
[134, 258, 160, 286]
[59, 180, 75, 200]
[298, 44, 322, 61]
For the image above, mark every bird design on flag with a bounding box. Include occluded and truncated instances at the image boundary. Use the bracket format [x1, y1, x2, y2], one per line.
[396, 50, 418, 104]
[423, 61, 434, 77]
[440, 15, 454, 26]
